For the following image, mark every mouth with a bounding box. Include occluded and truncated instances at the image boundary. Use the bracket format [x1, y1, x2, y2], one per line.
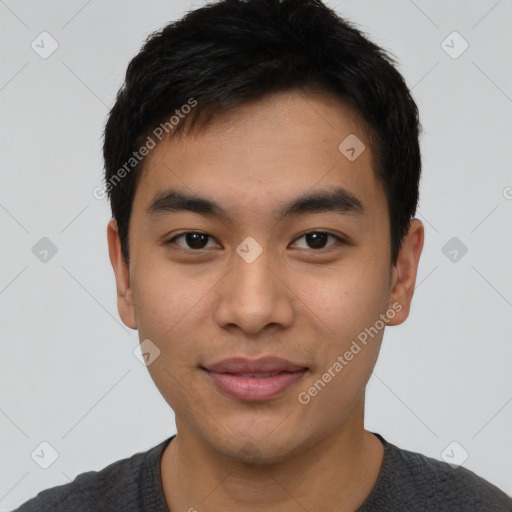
[201, 357, 309, 402]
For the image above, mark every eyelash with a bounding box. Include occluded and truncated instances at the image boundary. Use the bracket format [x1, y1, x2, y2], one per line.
[164, 230, 346, 252]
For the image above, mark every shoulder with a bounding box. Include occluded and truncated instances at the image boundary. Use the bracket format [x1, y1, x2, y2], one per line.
[361, 433, 512, 512]
[13, 438, 171, 512]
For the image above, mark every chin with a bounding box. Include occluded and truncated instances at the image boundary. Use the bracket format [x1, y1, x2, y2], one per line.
[224, 438, 297, 466]
[203, 420, 310, 466]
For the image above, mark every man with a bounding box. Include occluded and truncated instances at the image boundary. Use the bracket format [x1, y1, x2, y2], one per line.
[15, 0, 512, 510]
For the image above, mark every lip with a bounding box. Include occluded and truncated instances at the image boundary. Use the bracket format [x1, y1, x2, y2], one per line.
[202, 357, 309, 402]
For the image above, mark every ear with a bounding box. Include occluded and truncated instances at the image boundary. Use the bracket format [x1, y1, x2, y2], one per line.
[386, 218, 424, 326]
[107, 219, 137, 330]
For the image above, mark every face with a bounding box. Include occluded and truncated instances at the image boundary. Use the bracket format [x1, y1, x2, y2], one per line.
[108, 89, 423, 463]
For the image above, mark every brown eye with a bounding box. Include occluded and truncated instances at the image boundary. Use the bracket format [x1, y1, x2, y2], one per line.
[291, 231, 343, 250]
[167, 232, 220, 250]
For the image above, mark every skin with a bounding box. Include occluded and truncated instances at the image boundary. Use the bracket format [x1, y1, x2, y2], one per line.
[107, 89, 424, 511]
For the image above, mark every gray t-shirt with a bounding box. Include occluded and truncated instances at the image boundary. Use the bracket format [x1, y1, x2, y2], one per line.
[13, 432, 512, 511]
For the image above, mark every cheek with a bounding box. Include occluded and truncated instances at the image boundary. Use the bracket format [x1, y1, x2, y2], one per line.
[133, 268, 209, 412]
[294, 271, 386, 414]
[289, 258, 389, 403]
[291, 257, 389, 336]
[133, 258, 212, 338]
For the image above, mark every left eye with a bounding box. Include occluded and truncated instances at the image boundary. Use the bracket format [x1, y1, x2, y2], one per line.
[291, 231, 342, 250]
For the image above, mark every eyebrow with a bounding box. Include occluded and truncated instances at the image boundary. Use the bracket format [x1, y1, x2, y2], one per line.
[145, 186, 365, 222]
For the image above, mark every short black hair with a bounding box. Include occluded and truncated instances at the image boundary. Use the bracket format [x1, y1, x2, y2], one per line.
[103, 0, 422, 266]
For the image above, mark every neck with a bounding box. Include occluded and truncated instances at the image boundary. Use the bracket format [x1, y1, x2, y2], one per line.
[161, 397, 384, 512]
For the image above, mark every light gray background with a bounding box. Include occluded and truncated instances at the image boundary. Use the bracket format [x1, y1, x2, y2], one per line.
[1, 0, 511, 508]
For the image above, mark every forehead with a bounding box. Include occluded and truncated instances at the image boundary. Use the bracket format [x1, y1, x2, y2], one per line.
[132, 90, 385, 224]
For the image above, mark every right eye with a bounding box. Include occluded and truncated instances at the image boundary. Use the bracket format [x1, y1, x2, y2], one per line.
[165, 231, 221, 251]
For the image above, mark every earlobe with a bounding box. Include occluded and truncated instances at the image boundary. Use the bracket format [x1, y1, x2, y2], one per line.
[386, 219, 424, 327]
[107, 219, 138, 330]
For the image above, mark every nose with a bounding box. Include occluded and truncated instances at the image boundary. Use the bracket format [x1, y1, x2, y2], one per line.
[212, 241, 295, 336]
